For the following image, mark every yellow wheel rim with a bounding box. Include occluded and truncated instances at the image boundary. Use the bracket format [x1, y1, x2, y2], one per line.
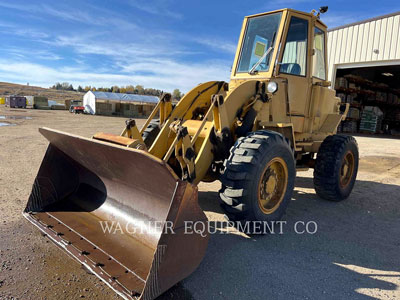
[258, 157, 288, 214]
[340, 150, 355, 188]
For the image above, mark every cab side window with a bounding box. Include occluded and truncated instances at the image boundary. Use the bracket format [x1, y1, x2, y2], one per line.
[280, 17, 308, 76]
[312, 27, 326, 80]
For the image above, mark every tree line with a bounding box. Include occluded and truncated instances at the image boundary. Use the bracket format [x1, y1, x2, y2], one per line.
[50, 82, 183, 100]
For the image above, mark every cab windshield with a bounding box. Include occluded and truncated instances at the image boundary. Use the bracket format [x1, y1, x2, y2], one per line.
[236, 12, 282, 73]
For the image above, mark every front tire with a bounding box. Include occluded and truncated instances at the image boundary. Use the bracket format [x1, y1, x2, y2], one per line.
[220, 130, 295, 224]
[142, 119, 160, 148]
[313, 135, 359, 201]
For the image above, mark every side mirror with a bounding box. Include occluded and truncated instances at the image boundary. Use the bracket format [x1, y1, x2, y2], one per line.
[311, 6, 328, 19]
[319, 6, 328, 14]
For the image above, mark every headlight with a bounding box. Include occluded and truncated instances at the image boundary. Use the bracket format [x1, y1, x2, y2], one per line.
[267, 81, 278, 94]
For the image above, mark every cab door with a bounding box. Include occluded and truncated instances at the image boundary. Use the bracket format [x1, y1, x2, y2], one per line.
[277, 12, 312, 132]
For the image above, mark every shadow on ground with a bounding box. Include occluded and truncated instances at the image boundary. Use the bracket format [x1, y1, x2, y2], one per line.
[165, 177, 400, 299]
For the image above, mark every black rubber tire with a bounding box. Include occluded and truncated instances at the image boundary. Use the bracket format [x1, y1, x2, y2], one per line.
[313, 134, 359, 201]
[220, 130, 296, 223]
[142, 119, 160, 148]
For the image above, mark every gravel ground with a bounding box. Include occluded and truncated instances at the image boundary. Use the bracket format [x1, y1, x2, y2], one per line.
[0, 106, 399, 300]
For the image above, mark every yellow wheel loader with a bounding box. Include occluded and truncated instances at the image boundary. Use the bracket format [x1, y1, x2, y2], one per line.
[24, 7, 358, 300]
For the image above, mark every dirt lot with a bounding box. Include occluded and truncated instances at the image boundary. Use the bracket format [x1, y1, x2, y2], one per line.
[0, 106, 399, 300]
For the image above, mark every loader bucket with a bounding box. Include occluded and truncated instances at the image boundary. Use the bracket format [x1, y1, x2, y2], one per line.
[24, 128, 209, 300]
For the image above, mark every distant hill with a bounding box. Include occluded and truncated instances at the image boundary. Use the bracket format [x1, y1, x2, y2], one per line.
[0, 82, 83, 103]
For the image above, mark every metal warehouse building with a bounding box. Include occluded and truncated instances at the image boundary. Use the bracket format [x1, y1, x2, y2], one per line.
[83, 91, 159, 117]
[327, 11, 400, 135]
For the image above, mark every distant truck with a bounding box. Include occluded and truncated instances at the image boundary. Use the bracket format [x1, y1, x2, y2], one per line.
[69, 100, 85, 114]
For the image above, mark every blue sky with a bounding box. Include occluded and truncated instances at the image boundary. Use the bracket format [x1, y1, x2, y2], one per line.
[0, 0, 399, 92]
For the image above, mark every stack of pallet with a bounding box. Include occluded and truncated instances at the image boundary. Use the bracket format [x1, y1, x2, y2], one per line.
[346, 93, 358, 104]
[142, 105, 155, 117]
[33, 96, 49, 109]
[336, 93, 346, 102]
[388, 93, 399, 105]
[348, 107, 360, 119]
[360, 106, 383, 133]
[121, 103, 139, 117]
[341, 121, 358, 133]
[375, 91, 388, 103]
[339, 107, 360, 133]
[96, 102, 112, 115]
[48, 100, 66, 110]
[335, 77, 348, 89]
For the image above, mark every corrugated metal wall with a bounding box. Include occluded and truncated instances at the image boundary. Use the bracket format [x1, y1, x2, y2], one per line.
[327, 12, 400, 82]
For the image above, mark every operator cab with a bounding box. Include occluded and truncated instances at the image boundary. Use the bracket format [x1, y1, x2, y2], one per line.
[231, 8, 328, 81]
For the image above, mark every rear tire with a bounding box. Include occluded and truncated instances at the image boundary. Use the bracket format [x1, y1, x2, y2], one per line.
[220, 130, 295, 225]
[142, 119, 160, 148]
[313, 135, 359, 201]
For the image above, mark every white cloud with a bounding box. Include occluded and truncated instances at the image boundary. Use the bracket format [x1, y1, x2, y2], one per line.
[0, 59, 231, 92]
[0, 26, 234, 92]
[40, 4, 140, 31]
[193, 38, 238, 54]
[49, 32, 200, 65]
[0, 47, 62, 61]
[0, 13, 234, 92]
[40, 5, 102, 25]
[127, 0, 183, 19]
[13, 28, 49, 39]
[0, 2, 34, 12]
[0, 20, 49, 39]
[0, 1, 139, 29]
[0, 1, 237, 93]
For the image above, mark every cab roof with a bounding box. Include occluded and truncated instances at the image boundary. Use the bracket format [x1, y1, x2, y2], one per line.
[245, 8, 328, 29]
